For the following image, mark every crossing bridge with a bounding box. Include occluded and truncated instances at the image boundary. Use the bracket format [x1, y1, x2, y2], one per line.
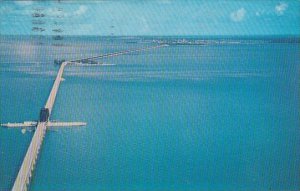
[5, 44, 168, 191]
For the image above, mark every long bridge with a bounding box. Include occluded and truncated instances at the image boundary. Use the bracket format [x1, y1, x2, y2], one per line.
[69, 44, 168, 63]
[11, 62, 67, 191]
[7, 44, 168, 191]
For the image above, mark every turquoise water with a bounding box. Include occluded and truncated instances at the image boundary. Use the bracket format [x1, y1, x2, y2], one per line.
[0, 36, 299, 191]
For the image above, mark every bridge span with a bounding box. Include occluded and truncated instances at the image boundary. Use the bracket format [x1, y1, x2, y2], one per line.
[9, 44, 168, 191]
[12, 62, 67, 191]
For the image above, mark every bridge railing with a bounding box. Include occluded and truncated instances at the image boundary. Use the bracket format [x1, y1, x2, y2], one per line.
[12, 122, 47, 191]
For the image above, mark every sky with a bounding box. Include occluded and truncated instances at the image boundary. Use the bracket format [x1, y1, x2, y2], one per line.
[0, 0, 299, 36]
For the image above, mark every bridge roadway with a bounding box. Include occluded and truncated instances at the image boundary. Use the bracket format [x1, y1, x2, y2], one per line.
[12, 62, 67, 191]
[10, 44, 168, 191]
[69, 44, 168, 63]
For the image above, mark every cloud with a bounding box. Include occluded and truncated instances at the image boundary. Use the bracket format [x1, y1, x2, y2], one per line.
[275, 2, 288, 15]
[15, 1, 33, 6]
[47, 8, 64, 17]
[159, 0, 171, 4]
[72, 24, 94, 34]
[0, 6, 13, 14]
[46, 5, 88, 18]
[74, 5, 88, 16]
[139, 17, 150, 33]
[255, 10, 265, 17]
[230, 8, 246, 22]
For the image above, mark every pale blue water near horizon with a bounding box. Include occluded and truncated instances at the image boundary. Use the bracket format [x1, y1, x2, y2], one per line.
[0, 36, 299, 191]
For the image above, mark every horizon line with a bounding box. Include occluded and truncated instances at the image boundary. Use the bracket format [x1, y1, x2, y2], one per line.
[1, 34, 300, 37]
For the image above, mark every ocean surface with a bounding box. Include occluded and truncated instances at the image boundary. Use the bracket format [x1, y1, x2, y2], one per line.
[0, 36, 299, 191]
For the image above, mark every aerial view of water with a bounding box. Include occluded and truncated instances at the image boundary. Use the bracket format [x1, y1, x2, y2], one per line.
[0, 36, 299, 191]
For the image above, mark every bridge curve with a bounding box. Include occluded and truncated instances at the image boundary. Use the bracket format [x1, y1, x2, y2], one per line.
[10, 44, 168, 191]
